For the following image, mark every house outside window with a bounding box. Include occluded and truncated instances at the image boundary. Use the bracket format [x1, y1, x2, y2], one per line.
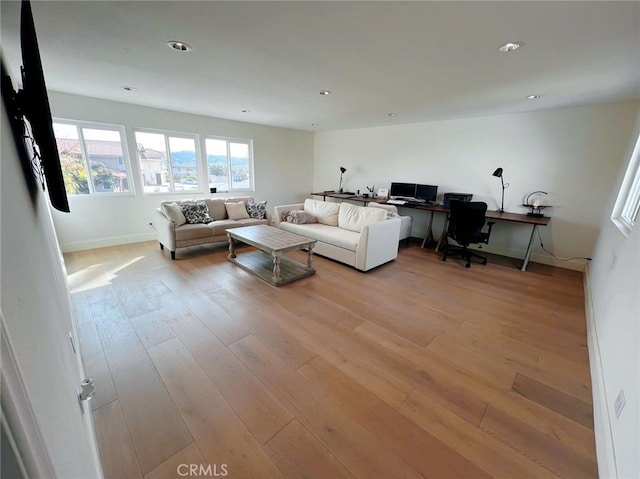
[134, 130, 200, 194]
[612, 132, 640, 237]
[205, 137, 253, 192]
[53, 121, 132, 195]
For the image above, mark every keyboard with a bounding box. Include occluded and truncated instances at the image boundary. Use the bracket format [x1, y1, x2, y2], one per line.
[387, 199, 407, 205]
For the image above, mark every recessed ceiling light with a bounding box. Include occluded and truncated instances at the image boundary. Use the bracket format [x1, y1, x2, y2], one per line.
[319, 90, 332, 96]
[241, 109, 251, 113]
[527, 94, 543, 99]
[167, 40, 192, 52]
[311, 123, 318, 127]
[122, 86, 137, 92]
[387, 113, 397, 117]
[499, 42, 522, 53]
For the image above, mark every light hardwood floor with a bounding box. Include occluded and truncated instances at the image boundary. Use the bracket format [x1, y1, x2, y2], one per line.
[65, 240, 596, 479]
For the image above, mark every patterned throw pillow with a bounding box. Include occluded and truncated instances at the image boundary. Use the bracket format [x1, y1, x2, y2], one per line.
[180, 202, 212, 224]
[246, 199, 267, 219]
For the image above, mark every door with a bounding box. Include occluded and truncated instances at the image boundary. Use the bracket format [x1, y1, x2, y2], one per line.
[1, 105, 103, 478]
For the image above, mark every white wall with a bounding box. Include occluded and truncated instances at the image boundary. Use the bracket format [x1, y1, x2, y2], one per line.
[314, 101, 639, 270]
[1, 101, 103, 477]
[586, 109, 640, 479]
[48, 92, 314, 252]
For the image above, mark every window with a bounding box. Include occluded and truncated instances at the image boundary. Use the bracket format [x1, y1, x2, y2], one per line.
[205, 137, 253, 192]
[135, 130, 200, 194]
[612, 133, 640, 237]
[53, 121, 132, 195]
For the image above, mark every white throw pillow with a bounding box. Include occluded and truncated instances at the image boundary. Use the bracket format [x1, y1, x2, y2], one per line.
[303, 198, 340, 226]
[163, 202, 187, 226]
[225, 201, 250, 220]
[338, 202, 387, 233]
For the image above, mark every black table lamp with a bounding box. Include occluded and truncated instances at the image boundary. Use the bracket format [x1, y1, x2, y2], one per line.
[338, 167, 346, 193]
[492, 167, 509, 213]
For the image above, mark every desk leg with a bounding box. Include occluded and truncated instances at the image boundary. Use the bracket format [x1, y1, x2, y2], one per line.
[435, 217, 449, 252]
[521, 225, 538, 272]
[421, 211, 435, 248]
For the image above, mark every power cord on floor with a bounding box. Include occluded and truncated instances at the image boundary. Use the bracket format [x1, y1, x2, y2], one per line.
[537, 228, 592, 262]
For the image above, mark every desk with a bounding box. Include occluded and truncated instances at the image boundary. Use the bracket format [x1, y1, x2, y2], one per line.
[310, 193, 550, 271]
[483, 211, 550, 271]
[311, 192, 363, 200]
[434, 208, 550, 271]
[311, 192, 386, 203]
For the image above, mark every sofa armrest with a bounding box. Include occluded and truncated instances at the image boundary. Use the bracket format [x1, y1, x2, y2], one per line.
[273, 203, 304, 226]
[355, 217, 401, 271]
[155, 207, 177, 252]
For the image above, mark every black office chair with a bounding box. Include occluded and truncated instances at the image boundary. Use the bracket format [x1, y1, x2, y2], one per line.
[441, 201, 494, 268]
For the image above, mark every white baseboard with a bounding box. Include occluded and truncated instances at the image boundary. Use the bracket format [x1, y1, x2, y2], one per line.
[584, 264, 618, 479]
[59, 232, 157, 253]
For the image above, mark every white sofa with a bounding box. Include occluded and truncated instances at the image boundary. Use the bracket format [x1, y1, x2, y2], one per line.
[274, 199, 401, 271]
[156, 196, 269, 259]
[367, 202, 413, 243]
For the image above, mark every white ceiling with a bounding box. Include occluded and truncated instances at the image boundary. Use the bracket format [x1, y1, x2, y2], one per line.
[2, 1, 639, 131]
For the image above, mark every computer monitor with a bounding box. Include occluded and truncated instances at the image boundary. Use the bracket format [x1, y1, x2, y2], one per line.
[415, 184, 438, 202]
[443, 192, 473, 208]
[390, 182, 417, 198]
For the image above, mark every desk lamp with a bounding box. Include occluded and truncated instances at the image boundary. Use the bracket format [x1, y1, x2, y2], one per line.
[492, 167, 509, 212]
[338, 167, 346, 193]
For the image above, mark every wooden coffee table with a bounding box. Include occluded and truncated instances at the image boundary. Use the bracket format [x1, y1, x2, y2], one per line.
[226, 225, 316, 286]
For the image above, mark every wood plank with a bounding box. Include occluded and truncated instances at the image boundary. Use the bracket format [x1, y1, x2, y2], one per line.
[92, 299, 193, 474]
[480, 405, 597, 479]
[181, 290, 250, 345]
[168, 313, 294, 444]
[263, 419, 353, 479]
[144, 443, 205, 479]
[400, 390, 556, 479]
[502, 321, 589, 363]
[130, 309, 175, 349]
[355, 318, 595, 457]
[426, 335, 516, 390]
[208, 288, 316, 369]
[93, 400, 143, 479]
[229, 335, 422, 479]
[74, 294, 118, 411]
[298, 308, 488, 424]
[260, 303, 413, 409]
[147, 291, 192, 320]
[512, 373, 594, 429]
[299, 356, 493, 479]
[147, 338, 283, 478]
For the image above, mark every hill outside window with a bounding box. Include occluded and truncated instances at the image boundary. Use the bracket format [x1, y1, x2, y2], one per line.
[52, 121, 132, 195]
[135, 130, 200, 194]
[205, 137, 253, 193]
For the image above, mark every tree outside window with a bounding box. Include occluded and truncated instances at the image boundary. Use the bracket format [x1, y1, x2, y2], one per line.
[53, 122, 131, 195]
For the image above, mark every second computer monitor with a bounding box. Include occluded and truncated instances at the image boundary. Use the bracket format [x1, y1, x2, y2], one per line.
[415, 184, 438, 202]
[390, 182, 417, 198]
